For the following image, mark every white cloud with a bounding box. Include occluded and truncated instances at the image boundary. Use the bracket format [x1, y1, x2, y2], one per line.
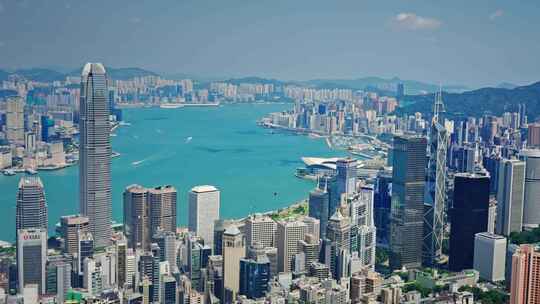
[130, 17, 142, 24]
[489, 9, 504, 20]
[392, 12, 442, 31]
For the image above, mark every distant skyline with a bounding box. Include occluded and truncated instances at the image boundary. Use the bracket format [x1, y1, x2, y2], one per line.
[0, 0, 539, 87]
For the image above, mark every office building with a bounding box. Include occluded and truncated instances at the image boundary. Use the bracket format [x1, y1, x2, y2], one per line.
[449, 173, 490, 271]
[161, 274, 177, 304]
[6, 97, 25, 145]
[189, 185, 220, 248]
[473, 233, 506, 282]
[153, 229, 177, 272]
[77, 231, 94, 275]
[124, 184, 177, 250]
[390, 135, 427, 270]
[79, 63, 112, 247]
[336, 158, 357, 198]
[239, 254, 271, 299]
[521, 149, 540, 229]
[59, 215, 89, 255]
[374, 170, 392, 246]
[223, 226, 245, 299]
[45, 255, 72, 304]
[309, 178, 330, 239]
[17, 228, 47, 294]
[245, 214, 276, 249]
[298, 234, 320, 270]
[148, 185, 177, 234]
[510, 244, 540, 304]
[123, 184, 150, 249]
[277, 220, 307, 274]
[326, 210, 351, 278]
[16, 176, 48, 233]
[496, 159, 525, 235]
[528, 124, 540, 148]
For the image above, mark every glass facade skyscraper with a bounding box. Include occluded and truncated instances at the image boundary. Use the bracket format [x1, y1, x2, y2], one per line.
[79, 63, 112, 247]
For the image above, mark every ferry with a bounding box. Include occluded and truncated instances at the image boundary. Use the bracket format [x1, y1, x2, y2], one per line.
[160, 103, 185, 109]
[2, 169, 16, 176]
[25, 168, 38, 175]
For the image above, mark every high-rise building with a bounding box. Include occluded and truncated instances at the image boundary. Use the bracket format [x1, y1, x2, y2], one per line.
[298, 234, 320, 270]
[528, 124, 540, 148]
[148, 185, 177, 234]
[124, 184, 178, 250]
[473, 233, 506, 282]
[45, 255, 72, 304]
[79, 63, 112, 247]
[521, 150, 540, 230]
[6, 97, 25, 145]
[374, 170, 392, 246]
[189, 185, 220, 248]
[336, 158, 357, 199]
[223, 226, 245, 300]
[16, 177, 48, 234]
[326, 210, 351, 278]
[77, 231, 94, 276]
[276, 220, 307, 273]
[239, 254, 271, 299]
[390, 135, 427, 270]
[510, 244, 540, 304]
[123, 184, 150, 249]
[496, 159, 525, 236]
[153, 229, 177, 273]
[309, 178, 331, 239]
[245, 214, 276, 249]
[449, 173, 490, 272]
[424, 93, 448, 267]
[17, 228, 47, 294]
[59, 215, 89, 255]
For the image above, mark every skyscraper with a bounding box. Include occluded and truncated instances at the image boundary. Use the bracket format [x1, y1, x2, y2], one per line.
[423, 91, 448, 267]
[390, 135, 427, 270]
[245, 214, 276, 249]
[123, 184, 150, 249]
[510, 244, 540, 304]
[148, 185, 177, 234]
[521, 149, 540, 230]
[276, 220, 307, 273]
[496, 159, 525, 236]
[79, 63, 112, 247]
[189, 185, 220, 248]
[374, 170, 392, 246]
[473, 233, 506, 282]
[449, 173, 490, 272]
[124, 184, 178, 250]
[6, 97, 25, 145]
[16, 176, 48, 233]
[17, 228, 47, 294]
[239, 254, 271, 299]
[336, 158, 357, 199]
[309, 176, 331, 239]
[59, 215, 89, 255]
[223, 226, 245, 301]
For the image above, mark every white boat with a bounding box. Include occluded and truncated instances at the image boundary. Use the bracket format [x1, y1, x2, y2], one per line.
[185, 137, 193, 143]
[160, 103, 185, 109]
[25, 168, 38, 175]
[3, 169, 16, 176]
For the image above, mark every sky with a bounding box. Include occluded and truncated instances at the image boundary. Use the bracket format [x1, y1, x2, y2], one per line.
[0, 0, 539, 87]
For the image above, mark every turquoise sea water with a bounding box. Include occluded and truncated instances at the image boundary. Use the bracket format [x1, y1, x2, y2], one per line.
[0, 104, 345, 241]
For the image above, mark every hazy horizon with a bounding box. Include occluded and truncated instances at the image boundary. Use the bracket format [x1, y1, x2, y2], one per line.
[1, 0, 539, 87]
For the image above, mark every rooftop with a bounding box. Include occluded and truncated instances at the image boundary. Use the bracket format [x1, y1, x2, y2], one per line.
[191, 185, 219, 193]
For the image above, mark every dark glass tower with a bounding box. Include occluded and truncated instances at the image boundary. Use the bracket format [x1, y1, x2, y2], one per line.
[449, 173, 490, 271]
[390, 135, 427, 270]
[79, 63, 112, 247]
[239, 255, 271, 299]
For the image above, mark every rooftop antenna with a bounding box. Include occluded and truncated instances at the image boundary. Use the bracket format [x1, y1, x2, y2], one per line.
[433, 83, 445, 124]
